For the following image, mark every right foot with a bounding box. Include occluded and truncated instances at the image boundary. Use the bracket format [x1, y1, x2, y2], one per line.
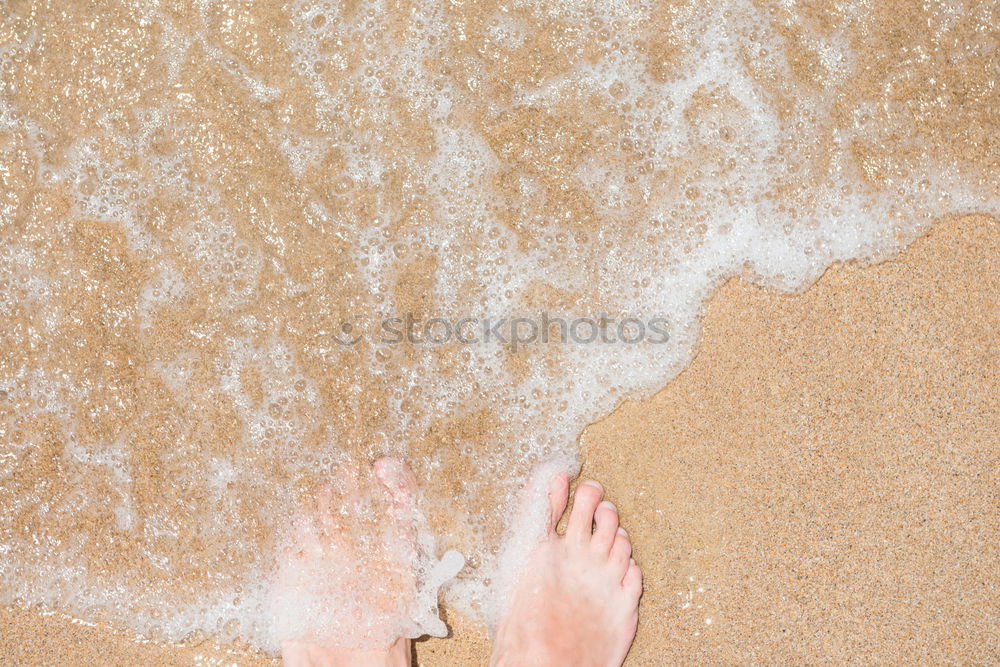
[489, 475, 643, 666]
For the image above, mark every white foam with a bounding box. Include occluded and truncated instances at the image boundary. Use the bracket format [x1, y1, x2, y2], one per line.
[265, 480, 465, 652]
[0, 0, 997, 653]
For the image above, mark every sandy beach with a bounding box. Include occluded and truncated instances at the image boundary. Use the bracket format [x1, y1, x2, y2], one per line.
[4, 212, 996, 664]
[2, 0, 998, 660]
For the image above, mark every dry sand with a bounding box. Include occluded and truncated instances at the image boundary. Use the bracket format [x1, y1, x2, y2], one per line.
[3, 213, 997, 664]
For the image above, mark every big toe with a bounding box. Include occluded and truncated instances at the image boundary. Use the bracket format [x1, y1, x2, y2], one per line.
[567, 480, 604, 543]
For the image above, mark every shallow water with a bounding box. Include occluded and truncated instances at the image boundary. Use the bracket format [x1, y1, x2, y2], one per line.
[0, 0, 997, 651]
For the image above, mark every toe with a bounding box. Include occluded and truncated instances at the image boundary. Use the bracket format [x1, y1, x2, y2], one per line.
[315, 483, 338, 532]
[567, 480, 604, 542]
[546, 472, 570, 534]
[373, 456, 415, 510]
[335, 464, 360, 495]
[609, 527, 632, 575]
[286, 516, 324, 561]
[592, 500, 619, 554]
[317, 483, 334, 514]
[623, 559, 643, 600]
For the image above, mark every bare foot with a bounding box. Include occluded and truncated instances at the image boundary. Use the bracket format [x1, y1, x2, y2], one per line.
[268, 457, 443, 667]
[489, 474, 642, 667]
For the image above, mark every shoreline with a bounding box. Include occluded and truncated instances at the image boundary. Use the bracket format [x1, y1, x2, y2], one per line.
[3, 213, 996, 664]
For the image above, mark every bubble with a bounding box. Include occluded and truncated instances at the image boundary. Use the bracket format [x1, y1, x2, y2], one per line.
[1, 0, 995, 654]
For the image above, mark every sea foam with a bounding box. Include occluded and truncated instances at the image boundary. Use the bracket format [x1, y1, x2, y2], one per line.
[0, 0, 996, 652]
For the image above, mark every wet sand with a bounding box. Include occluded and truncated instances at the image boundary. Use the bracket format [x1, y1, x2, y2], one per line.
[3, 212, 997, 663]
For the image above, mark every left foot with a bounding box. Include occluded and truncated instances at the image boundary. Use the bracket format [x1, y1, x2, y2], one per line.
[268, 457, 426, 666]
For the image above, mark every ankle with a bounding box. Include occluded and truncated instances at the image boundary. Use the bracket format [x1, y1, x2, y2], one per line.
[281, 637, 411, 667]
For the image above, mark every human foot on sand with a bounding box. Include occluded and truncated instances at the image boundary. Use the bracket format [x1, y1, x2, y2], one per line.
[489, 475, 643, 667]
[269, 456, 421, 667]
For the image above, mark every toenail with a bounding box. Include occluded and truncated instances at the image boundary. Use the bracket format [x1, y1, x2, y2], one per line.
[617, 526, 628, 536]
[581, 480, 603, 491]
[599, 500, 616, 512]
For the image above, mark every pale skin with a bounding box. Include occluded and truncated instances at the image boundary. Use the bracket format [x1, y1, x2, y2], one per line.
[275, 458, 642, 667]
